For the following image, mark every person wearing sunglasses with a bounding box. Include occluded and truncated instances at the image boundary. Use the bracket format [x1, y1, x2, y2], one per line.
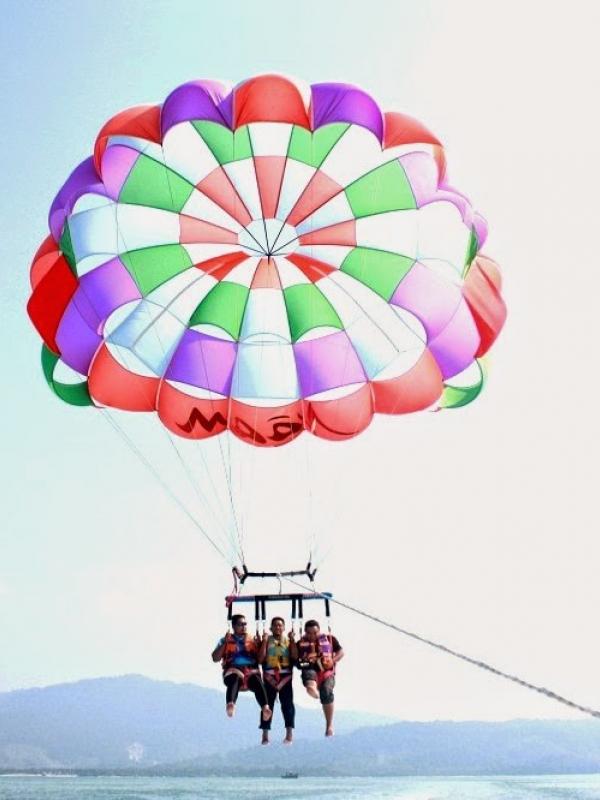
[212, 614, 272, 722]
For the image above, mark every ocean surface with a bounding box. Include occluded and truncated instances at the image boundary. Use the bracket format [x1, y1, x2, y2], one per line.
[1, 775, 600, 800]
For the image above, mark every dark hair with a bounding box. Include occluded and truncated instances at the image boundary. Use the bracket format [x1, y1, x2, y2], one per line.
[231, 614, 246, 627]
[304, 619, 320, 631]
[271, 616, 285, 626]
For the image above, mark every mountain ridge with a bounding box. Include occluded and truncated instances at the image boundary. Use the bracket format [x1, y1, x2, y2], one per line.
[2, 675, 599, 775]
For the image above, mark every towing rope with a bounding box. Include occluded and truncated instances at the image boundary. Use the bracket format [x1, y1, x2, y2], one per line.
[284, 576, 600, 720]
[96, 412, 600, 720]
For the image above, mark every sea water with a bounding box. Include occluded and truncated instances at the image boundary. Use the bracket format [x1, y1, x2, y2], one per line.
[1, 775, 600, 800]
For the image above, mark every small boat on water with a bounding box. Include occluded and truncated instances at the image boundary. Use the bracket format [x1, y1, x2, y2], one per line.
[281, 771, 299, 779]
[42, 773, 78, 778]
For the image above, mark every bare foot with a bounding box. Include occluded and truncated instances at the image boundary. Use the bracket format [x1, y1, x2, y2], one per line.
[261, 705, 272, 722]
[325, 726, 334, 737]
[261, 734, 270, 745]
[305, 681, 319, 699]
[226, 702, 235, 718]
[283, 736, 293, 745]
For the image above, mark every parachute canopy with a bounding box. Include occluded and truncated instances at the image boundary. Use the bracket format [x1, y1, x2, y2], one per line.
[28, 74, 506, 447]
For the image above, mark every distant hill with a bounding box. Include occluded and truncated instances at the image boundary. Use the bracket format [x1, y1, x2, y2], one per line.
[2, 676, 600, 775]
[183, 719, 600, 776]
[0, 675, 390, 769]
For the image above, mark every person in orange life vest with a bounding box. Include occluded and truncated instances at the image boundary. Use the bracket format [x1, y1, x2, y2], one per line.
[297, 619, 344, 737]
[257, 616, 298, 745]
[211, 614, 272, 722]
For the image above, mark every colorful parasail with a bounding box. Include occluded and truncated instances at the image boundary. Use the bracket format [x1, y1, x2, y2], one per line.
[27, 74, 506, 448]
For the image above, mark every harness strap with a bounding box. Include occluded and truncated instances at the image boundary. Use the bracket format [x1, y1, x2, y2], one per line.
[264, 671, 293, 691]
[316, 668, 335, 686]
[223, 666, 260, 691]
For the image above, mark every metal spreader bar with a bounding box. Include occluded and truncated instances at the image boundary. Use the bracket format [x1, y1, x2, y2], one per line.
[233, 563, 318, 585]
[225, 592, 333, 631]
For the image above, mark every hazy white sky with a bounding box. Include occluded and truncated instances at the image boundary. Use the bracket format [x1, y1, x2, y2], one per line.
[1, 0, 599, 722]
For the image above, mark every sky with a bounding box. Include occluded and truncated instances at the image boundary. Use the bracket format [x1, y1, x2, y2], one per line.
[1, 0, 600, 723]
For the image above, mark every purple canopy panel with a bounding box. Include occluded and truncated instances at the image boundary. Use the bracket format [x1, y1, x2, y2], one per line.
[310, 83, 384, 143]
[101, 145, 140, 200]
[391, 261, 463, 340]
[428, 299, 480, 379]
[294, 330, 366, 397]
[78, 258, 141, 331]
[218, 90, 234, 128]
[399, 152, 440, 207]
[161, 80, 233, 136]
[49, 157, 107, 242]
[55, 301, 102, 374]
[400, 152, 473, 226]
[165, 330, 238, 395]
[471, 211, 488, 251]
[69, 285, 102, 331]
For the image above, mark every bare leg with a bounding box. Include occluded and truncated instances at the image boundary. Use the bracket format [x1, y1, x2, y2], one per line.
[247, 674, 272, 722]
[223, 674, 240, 717]
[302, 669, 320, 700]
[260, 679, 277, 742]
[323, 702, 334, 736]
[305, 680, 319, 699]
[284, 726, 293, 744]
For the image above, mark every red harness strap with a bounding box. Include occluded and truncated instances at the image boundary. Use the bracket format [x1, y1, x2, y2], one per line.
[315, 668, 334, 686]
[223, 666, 260, 691]
[263, 670, 293, 691]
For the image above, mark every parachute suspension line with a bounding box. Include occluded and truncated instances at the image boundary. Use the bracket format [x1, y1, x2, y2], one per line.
[215, 428, 246, 565]
[160, 428, 243, 564]
[232, 432, 251, 563]
[99, 221, 228, 560]
[303, 258, 319, 566]
[311, 538, 335, 576]
[224, 431, 244, 559]
[186, 394, 244, 562]
[98, 311, 239, 563]
[112, 196, 242, 564]
[228, 437, 242, 559]
[307, 313, 356, 571]
[282, 577, 600, 721]
[188, 426, 245, 565]
[303, 433, 317, 566]
[145, 156, 243, 560]
[100, 409, 234, 567]
[187, 377, 245, 564]
[187, 433, 240, 555]
[308, 457, 333, 571]
[236, 437, 251, 566]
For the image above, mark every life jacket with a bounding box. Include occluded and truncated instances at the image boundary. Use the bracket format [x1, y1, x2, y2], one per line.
[297, 633, 334, 671]
[222, 634, 258, 669]
[264, 635, 291, 672]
